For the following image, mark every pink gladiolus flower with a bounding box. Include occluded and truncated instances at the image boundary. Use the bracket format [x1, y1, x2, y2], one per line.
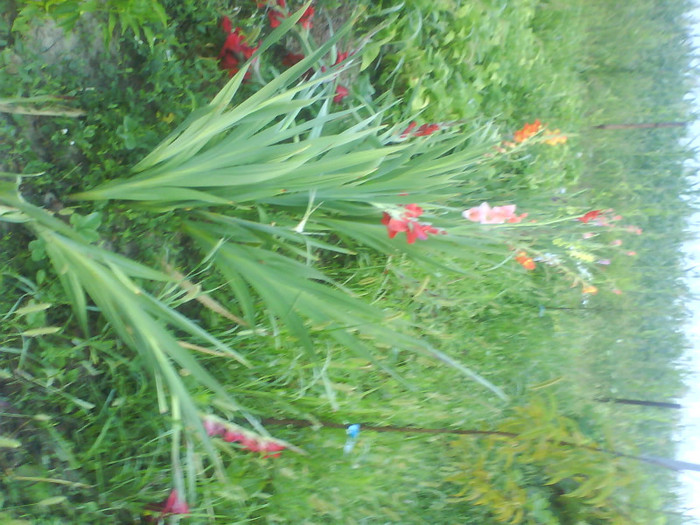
[626, 251, 637, 256]
[582, 232, 596, 239]
[462, 203, 527, 225]
[597, 259, 611, 265]
[610, 239, 623, 246]
[203, 418, 225, 437]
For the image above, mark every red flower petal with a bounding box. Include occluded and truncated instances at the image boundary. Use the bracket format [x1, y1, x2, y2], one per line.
[242, 44, 259, 59]
[161, 490, 189, 517]
[282, 52, 305, 67]
[400, 121, 417, 137]
[334, 50, 349, 65]
[223, 430, 245, 442]
[263, 442, 286, 452]
[221, 16, 233, 34]
[268, 10, 284, 27]
[403, 203, 423, 218]
[387, 218, 409, 233]
[333, 85, 349, 103]
[577, 210, 602, 223]
[405, 223, 418, 244]
[219, 52, 240, 70]
[300, 6, 314, 29]
[414, 124, 440, 136]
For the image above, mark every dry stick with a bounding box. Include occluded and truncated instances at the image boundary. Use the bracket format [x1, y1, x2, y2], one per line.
[596, 397, 682, 409]
[261, 417, 700, 472]
[592, 121, 687, 130]
[163, 262, 249, 327]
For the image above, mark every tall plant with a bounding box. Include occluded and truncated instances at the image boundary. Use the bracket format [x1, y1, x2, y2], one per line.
[0, 6, 514, 488]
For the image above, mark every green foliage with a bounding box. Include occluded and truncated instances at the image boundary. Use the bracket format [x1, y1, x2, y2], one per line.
[12, 0, 168, 45]
[444, 397, 659, 524]
[0, 0, 695, 522]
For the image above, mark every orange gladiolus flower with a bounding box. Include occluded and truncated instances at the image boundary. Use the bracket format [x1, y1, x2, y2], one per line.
[582, 285, 598, 294]
[513, 120, 542, 142]
[515, 251, 536, 271]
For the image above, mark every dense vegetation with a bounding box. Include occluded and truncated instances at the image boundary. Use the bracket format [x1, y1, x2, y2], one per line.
[0, 0, 696, 523]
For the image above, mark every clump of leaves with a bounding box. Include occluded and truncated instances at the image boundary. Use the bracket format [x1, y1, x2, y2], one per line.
[444, 396, 661, 524]
[13, 0, 168, 46]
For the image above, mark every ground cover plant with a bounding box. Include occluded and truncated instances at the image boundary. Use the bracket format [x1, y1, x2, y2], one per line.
[0, 0, 697, 523]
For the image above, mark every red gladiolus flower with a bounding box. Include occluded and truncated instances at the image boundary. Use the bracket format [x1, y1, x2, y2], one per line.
[159, 490, 189, 518]
[414, 124, 440, 136]
[218, 23, 257, 78]
[381, 212, 408, 239]
[223, 430, 246, 443]
[577, 210, 602, 224]
[240, 436, 261, 452]
[219, 53, 240, 72]
[268, 2, 312, 29]
[382, 204, 443, 244]
[221, 15, 232, 34]
[203, 416, 287, 457]
[282, 52, 305, 67]
[262, 441, 286, 458]
[268, 9, 285, 27]
[334, 50, 349, 65]
[403, 203, 423, 217]
[400, 121, 440, 138]
[300, 6, 314, 29]
[408, 222, 441, 243]
[333, 85, 349, 103]
[263, 442, 286, 452]
[400, 121, 417, 137]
